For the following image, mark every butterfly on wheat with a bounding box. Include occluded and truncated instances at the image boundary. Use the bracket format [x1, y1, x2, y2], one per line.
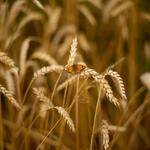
[66, 63, 86, 74]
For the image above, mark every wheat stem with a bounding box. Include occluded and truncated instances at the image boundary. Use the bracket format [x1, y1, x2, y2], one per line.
[90, 82, 103, 150]
[75, 77, 80, 150]
[0, 96, 4, 150]
[109, 86, 146, 149]
[36, 118, 61, 150]
[51, 71, 63, 103]
[22, 79, 34, 104]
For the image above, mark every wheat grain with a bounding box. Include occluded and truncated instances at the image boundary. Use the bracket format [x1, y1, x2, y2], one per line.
[0, 84, 21, 110]
[101, 120, 109, 150]
[33, 65, 64, 80]
[55, 106, 75, 132]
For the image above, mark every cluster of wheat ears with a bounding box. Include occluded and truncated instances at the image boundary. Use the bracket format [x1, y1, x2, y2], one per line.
[0, 36, 127, 150]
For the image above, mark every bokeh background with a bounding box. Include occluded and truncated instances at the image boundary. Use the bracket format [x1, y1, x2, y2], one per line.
[0, 0, 150, 150]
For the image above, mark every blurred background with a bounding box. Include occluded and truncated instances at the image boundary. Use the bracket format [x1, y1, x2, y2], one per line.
[0, 0, 150, 150]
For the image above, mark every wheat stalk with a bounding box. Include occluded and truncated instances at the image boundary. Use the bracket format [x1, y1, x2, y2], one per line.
[0, 84, 21, 110]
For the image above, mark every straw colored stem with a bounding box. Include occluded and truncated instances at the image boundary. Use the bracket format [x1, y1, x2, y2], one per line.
[0, 96, 4, 150]
[90, 83, 103, 150]
[36, 118, 61, 150]
[75, 77, 80, 150]
[109, 86, 146, 149]
[22, 79, 34, 104]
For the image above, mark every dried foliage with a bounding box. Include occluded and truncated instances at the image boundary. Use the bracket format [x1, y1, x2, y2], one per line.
[0, 0, 149, 150]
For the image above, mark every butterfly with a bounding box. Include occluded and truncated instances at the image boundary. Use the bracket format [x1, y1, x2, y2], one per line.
[67, 63, 86, 74]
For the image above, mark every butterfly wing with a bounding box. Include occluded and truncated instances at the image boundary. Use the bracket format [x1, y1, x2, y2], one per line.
[76, 64, 85, 73]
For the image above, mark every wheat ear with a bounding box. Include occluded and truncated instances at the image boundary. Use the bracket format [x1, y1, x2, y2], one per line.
[31, 51, 58, 65]
[0, 84, 21, 110]
[101, 120, 109, 150]
[33, 88, 54, 118]
[54, 106, 75, 132]
[33, 65, 64, 80]
[33, 0, 45, 10]
[5, 71, 15, 95]
[33, 88, 53, 106]
[20, 37, 39, 78]
[80, 68, 120, 107]
[105, 69, 127, 100]
[66, 36, 77, 67]
[33, 88, 75, 132]
[0, 52, 17, 70]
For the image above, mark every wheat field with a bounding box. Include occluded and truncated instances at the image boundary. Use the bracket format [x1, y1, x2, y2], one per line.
[0, 0, 150, 150]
